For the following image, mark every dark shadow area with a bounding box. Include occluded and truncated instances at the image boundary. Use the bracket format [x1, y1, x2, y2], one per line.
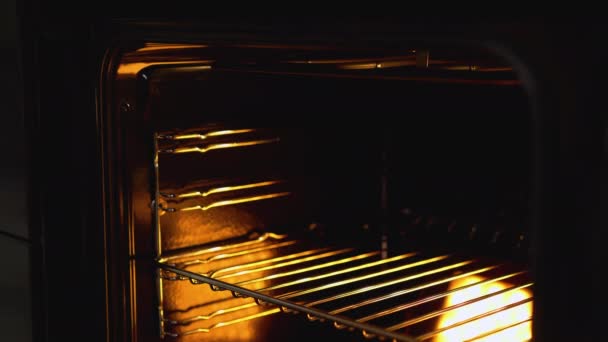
[0, 0, 31, 341]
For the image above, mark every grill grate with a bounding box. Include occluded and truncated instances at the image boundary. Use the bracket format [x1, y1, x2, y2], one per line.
[157, 233, 532, 341]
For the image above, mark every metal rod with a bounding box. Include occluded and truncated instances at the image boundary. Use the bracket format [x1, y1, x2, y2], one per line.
[273, 254, 446, 299]
[153, 133, 162, 257]
[231, 251, 379, 285]
[255, 252, 421, 295]
[207, 247, 340, 277]
[153, 132, 165, 337]
[462, 317, 532, 342]
[386, 283, 532, 331]
[162, 192, 290, 212]
[330, 266, 504, 315]
[164, 301, 258, 326]
[158, 232, 288, 263]
[357, 271, 527, 323]
[166, 308, 282, 337]
[156, 270, 165, 338]
[165, 257, 468, 325]
[179, 240, 298, 267]
[415, 297, 533, 341]
[158, 263, 418, 342]
[159, 128, 255, 141]
[162, 180, 283, 201]
[161, 137, 280, 154]
[307, 260, 476, 309]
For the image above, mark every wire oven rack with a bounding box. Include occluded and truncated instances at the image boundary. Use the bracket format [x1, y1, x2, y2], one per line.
[157, 232, 533, 341]
[153, 129, 532, 340]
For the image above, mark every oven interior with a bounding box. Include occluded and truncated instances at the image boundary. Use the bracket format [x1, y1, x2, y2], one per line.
[115, 42, 533, 341]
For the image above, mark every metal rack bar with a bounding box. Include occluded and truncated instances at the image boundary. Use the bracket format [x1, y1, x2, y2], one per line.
[159, 137, 280, 154]
[222, 250, 377, 282]
[161, 180, 283, 201]
[160, 240, 299, 280]
[163, 301, 258, 325]
[206, 247, 344, 276]
[384, 283, 533, 331]
[356, 271, 526, 323]
[157, 235, 532, 340]
[158, 263, 418, 342]
[326, 266, 504, 315]
[162, 259, 485, 328]
[186, 247, 369, 284]
[415, 297, 533, 341]
[161, 255, 466, 328]
[462, 317, 532, 342]
[158, 232, 288, 263]
[166, 308, 282, 337]
[158, 128, 255, 141]
[300, 260, 474, 313]
[267, 254, 446, 298]
[179, 240, 298, 267]
[161, 192, 291, 212]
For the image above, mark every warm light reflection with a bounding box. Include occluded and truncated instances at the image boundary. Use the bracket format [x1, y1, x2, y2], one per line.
[434, 276, 532, 342]
[180, 308, 281, 336]
[207, 247, 334, 277]
[159, 232, 287, 263]
[136, 43, 208, 52]
[233, 250, 379, 286]
[165, 248, 278, 340]
[116, 62, 212, 77]
[328, 262, 488, 317]
[172, 129, 256, 141]
[178, 192, 291, 212]
[274, 253, 436, 298]
[176, 180, 282, 199]
[182, 240, 298, 268]
[170, 138, 280, 154]
[339, 60, 418, 70]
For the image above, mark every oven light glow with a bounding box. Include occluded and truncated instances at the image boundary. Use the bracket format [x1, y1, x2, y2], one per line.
[434, 275, 532, 342]
[116, 62, 212, 77]
[136, 43, 208, 52]
[172, 129, 256, 141]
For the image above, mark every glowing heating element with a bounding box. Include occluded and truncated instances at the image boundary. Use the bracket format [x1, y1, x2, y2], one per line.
[434, 276, 532, 342]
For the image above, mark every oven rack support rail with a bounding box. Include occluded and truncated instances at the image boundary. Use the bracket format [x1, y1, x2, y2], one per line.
[157, 262, 419, 342]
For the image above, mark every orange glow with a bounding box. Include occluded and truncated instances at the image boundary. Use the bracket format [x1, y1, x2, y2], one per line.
[339, 60, 418, 70]
[159, 232, 287, 264]
[180, 308, 281, 336]
[171, 137, 280, 154]
[433, 276, 532, 342]
[135, 43, 208, 52]
[116, 62, 212, 77]
[172, 129, 256, 141]
[178, 192, 291, 212]
[163, 246, 279, 340]
[176, 180, 282, 199]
